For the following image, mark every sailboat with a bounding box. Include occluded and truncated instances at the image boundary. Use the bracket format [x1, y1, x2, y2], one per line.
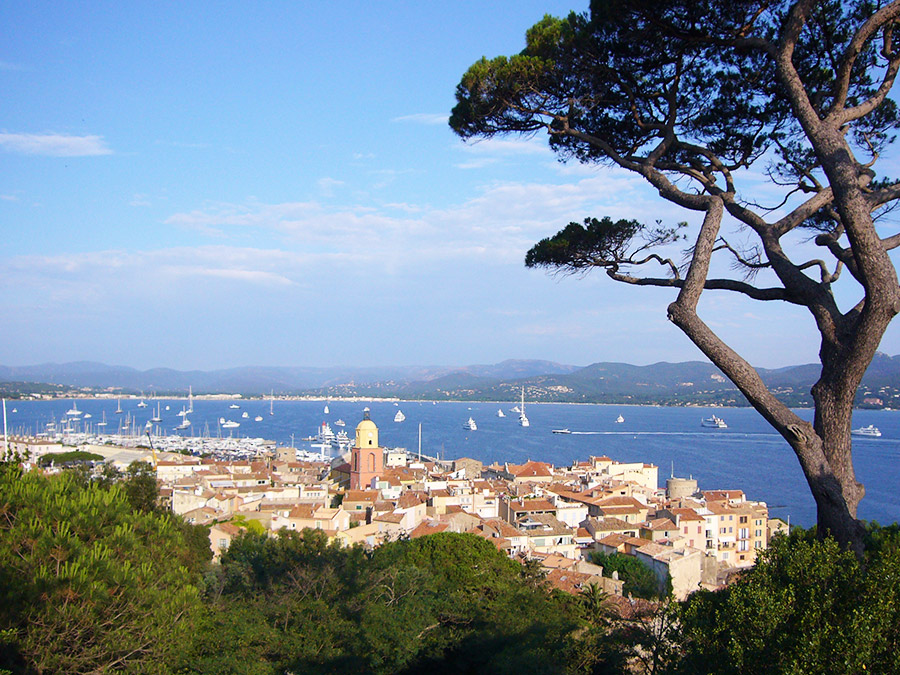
[66, 400, 82, 417]
[115, 399, 123, 414]
[187, 386, 194, 413]
[151, 402, 162, 423]
[269, 391, 275, 416]
[518, 387, 530, 427]
[97, 411, 107, 428]
[497, 408, 505, 418]
[324, 402, 330, 414]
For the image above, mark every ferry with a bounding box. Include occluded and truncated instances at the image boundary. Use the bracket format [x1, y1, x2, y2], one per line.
[701, 415, 728, 429]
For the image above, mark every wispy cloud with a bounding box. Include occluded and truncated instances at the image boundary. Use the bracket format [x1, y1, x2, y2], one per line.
[160, 172, 652, 271]
[317, 177, 344, 197]
[0, 132, 113, 157]
[393, 113, 449, 125]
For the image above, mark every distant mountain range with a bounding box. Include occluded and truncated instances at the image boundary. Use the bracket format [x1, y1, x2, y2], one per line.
[3, 354, 900, 407]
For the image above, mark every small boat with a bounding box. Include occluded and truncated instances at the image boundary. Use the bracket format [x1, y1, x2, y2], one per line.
[175, 417, 191, 430]
[701, 415, 728, 429]
[463, 417, 477, 431]
[852, 424, 882, 437]
[552, 428, 571, 434]
[497, 409, 505, 418]
[66, 401, 82, 417]
[137, 399, 148, 408]
[97, 412, 107, 427]
[241, 411, 249, 419]
[615, 414, 624, 423]
[229, 403, 240, 409]
[150, 403, 162, 423]
[334, 419, 346, 427]
[324, 403, 330, 414]
[394, 410, 406, 423]
[254, 415, 263, 422]
[115, 400, 123, 414]
[222, 420, 240, 429]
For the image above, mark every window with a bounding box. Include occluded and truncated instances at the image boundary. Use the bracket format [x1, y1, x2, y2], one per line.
[739, 516, 748, 524]
[729, 515, 734, 521]
[755, 529, 762, 537]
[218, 538, 227, 549]
[739, 528, 749, 539]
[754, 541, 762, 549]
[739, 540, 749, 551]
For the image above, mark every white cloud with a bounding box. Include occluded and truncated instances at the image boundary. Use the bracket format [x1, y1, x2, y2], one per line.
[0, 132, 113, 157]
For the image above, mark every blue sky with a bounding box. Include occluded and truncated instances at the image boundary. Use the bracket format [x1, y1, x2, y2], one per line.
[2, 1, 899, 371]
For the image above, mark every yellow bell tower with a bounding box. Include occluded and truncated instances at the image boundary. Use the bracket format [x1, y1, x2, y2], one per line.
[350, 408, 382, 490]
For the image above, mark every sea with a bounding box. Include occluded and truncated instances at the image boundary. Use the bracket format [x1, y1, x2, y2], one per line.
[4, 398, 899, 529]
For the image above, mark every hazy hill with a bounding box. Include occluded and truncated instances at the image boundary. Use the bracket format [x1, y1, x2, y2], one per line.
[3, 354, 900, 406]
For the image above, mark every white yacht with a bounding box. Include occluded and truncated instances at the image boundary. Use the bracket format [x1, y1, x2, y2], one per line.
[394, 410, 406, 423]
[518, 387, 530, 427]
[463, 417, 477, 431]
[334, 419, 346, 427]
[222, 420, 240, 429]
[852, 424, 882, 437]
[701, 415, 728, 428]
[615, 414, 625, 423]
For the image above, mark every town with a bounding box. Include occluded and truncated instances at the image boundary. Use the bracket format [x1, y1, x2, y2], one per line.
[7, 407, 782, 602]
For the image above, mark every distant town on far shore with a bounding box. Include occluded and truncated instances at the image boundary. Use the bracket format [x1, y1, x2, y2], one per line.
[4, 354, 900, 408]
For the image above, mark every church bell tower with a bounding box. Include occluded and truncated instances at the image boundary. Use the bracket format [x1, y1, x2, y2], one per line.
[350, 408, 383, 490]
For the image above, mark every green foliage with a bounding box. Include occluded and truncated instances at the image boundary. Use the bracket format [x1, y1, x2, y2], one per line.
[123, 460, 161, 513]
[671, 530, 900, 674]
[37, 450, 104, 467]
[181, 530, 579, 675]
[0, 469, 204, 674]
[591, 551, 666, 599]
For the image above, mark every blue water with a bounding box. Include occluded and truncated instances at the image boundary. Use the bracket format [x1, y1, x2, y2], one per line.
[4, 399, 899, 528]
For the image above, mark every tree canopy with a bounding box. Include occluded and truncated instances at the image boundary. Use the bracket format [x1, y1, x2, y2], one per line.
[451, 0, 900, 555]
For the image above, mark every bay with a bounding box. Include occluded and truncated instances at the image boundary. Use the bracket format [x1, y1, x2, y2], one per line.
[5, 398, 899, 528]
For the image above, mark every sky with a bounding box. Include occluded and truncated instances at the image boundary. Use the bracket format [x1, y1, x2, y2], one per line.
[2, 1, 900, 372]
